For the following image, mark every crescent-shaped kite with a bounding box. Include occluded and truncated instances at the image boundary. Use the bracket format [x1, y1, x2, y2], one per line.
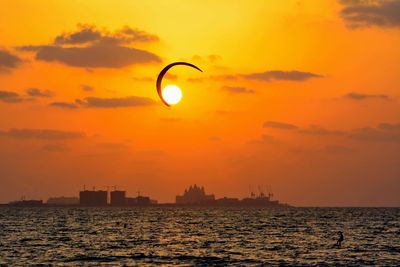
[156, 62, 202, 107]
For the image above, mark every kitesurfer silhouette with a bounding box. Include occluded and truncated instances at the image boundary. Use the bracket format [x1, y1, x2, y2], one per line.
[336, 231, 344, 247]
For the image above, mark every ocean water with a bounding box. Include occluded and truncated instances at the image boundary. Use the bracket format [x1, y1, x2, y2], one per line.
[0, 207, 399, 266]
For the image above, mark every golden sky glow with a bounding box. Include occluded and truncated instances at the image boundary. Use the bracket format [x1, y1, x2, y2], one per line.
[0, 0, 399, 206]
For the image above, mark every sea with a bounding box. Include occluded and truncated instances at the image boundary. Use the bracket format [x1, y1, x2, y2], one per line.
[0, 207, 399, 266]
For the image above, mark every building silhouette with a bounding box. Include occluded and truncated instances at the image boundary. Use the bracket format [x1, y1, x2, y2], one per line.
[215, 197, 240, 205]
[125, 196, 151, 205]
[176, 184, 215, 204]
[137, 196, 151, 205]
[78, 188, 153, 206]
[6, 184, 287, 208]
[79, 190, 108, 206]
[174, 184, 288, 207]
[110, 190, 126, 206]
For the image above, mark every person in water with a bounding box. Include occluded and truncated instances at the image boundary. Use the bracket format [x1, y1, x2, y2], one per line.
[337, 231, 344, 247]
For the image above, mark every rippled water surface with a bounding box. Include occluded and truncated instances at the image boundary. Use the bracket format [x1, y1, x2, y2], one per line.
[0, 207, 399, 266]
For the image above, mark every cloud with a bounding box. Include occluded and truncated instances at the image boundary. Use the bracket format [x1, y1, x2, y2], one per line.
[164, 73, 178, 80]
[54, 26, 101, 45]
[209, 136, 221, 142]
[81, 84, 94, 92]
[344, 92, 390, 100]
[187, 74, 237, 83]
[292, 144, 354, 154]
[192, 54, 222, 63]
[1, 88, 54, 103]
[50, 95, 156, 109]
[249, 134, 280, 145]
[300, 125, 344, 136]
[96, 142, 131, 150]
[132, 76, 154, 82]
[210, 74, 238, 81]
[378, 122, 400, 131]
[187, 77, 204, 83]
[279, 121, 400, 143]
[54, 25, 159, 45]
[340, 0, 400, 28]
[19, 25, 161, 68]
[208, 54, 222, 62]
[42, 143, 69, 152]
[263, 121, 298, 130]
[0, 49, 22, 72]
[221, 86, 255, 94]
[319, 145, 353, 154]
[50, 101, 78, 109]
[0, 90, 24, 103]
[20, 44, 161, 68]
[197, 70, 322, 83]
[26, 88, 53, 98]
[350, 126, 400, 142]
[0, 128, 84, 139]
[76, 96, 155, 108]
[243, 70, 323, 82]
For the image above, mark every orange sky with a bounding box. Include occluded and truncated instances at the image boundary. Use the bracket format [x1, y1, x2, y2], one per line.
[0, 0, 399, 206]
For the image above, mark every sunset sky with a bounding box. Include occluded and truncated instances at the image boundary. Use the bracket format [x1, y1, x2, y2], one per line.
[0, 0, 399, 206]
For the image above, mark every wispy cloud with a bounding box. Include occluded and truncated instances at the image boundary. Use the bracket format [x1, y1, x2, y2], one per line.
[249, 134, 281, 145]
[42, 143, 69, 152]
[0, 49, 22, 72]
[210, 74, 238, 81]
[299, 125, 344, 136]
[350, 125, 400, 142]
[80, 84, 94, 92]
[50, 102, 78, 109]
[192, 54, 222, 64]
[344, 92, 390, 100]
[340, 0, 400, 28]
[209, 136, 221, 142]
[50, 95, 156, 109]
[75, 96, 155, 108]
[26, 88, 54, 98]
[319, 145, 353, 154]
[18, 25, 161, 68]
[0, 90, 24, 103]
[54, 24, 159, 45]
[221, 86, 255, 94]
[243, 70, 322, 82]
[378, 122, 400, 131]
[263, 121, 298, 130]
[0, 128, 85, 139]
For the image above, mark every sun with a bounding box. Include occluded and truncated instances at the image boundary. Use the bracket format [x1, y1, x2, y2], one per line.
[162, 85, 182, 105]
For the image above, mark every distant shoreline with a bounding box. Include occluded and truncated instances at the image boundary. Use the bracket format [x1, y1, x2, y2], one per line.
[1, 204, 399, 208]
[0, 203, 292, 208]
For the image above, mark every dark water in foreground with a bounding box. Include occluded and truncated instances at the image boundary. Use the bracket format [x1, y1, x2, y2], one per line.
[0, 207, 399, 266]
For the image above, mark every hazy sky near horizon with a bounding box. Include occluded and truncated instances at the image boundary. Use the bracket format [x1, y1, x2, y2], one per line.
[0, 0, 399, 206]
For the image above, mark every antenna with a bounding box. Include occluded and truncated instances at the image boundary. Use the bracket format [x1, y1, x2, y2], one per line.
[258, 184, 264, 197]
[249, 184, 255, 198]
[268, 185, 273, 199]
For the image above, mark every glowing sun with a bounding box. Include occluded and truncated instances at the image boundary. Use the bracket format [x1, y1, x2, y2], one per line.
[162, 85, 182, 105]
